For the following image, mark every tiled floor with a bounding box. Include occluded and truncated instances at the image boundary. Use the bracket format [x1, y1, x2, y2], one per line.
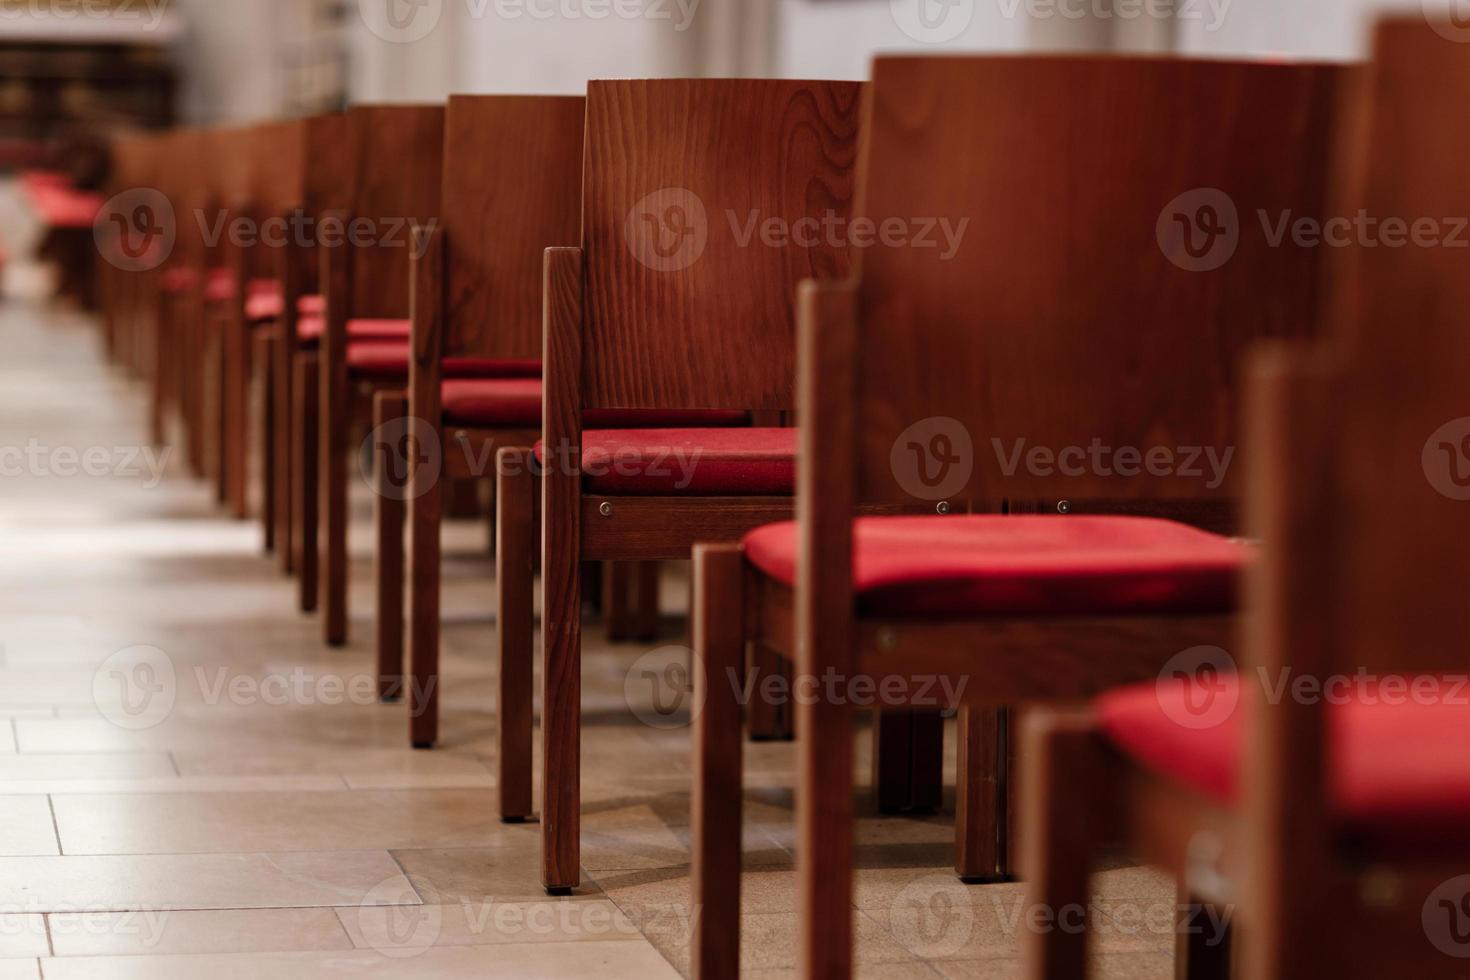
[0, 298, 1180, 977]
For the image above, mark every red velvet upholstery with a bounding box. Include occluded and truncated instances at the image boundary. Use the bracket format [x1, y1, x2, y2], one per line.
[244, 279, 282, 322]
[743, 515, 1247, 618]
[22, 171, 102, 228]
[345, 342, 541, 381]
[160, 267, 197, 295]
[296, 316, 411, 343]
[1098, 675, 1470, 856]
[203, 268, 237, 303]
[299, 294, 325, 317]
[528, 426, 793, 494]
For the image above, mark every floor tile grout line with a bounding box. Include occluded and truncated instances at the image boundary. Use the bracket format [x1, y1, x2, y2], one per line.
[45, 794, 63, 856]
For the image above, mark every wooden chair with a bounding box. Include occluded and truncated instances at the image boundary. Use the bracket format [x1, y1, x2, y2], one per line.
[372, 94, 583, 740]
[687, 55, 1349, 979]
[99, 133, 161, 409]
[317, 104, 444, 645]
[1024, 20, 1470, 980]
[494, 78, 862, 893]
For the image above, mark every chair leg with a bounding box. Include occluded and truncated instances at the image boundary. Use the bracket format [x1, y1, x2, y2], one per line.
[373, 392, 408, 703]
[293, 352, 319, 613]
[256, 331, 277, 550]
[540, 521, 582, 894]
[149, 298, 170, 447]
[274, 329, 295, 575]
[1020, 708, 1111, 980]
[956, 706, 1010, 881]
[632, 560, 659, 641]
[406, 417, 443, 747]
[604, 562, 633, 641]
[224, 310, 249, 520]
[320, 372, 349, 647]
[1177, 882, 1232, 980]
[691, 543, 745, 980]
[745, 642, 792, 741]
[496, 448, 535, 820]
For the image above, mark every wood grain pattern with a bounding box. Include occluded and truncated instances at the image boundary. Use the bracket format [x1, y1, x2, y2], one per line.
[374, 390, 409, 703]
[441, 95, 584, 359]
[496, 446, 536, 820]
[540, 245, 585, 892]
[852, 57, 1345, 507]
[347, 105, 445, 318]
[581, 79, 861, 410]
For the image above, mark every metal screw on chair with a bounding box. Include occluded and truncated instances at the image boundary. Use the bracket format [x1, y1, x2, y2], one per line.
[598, 501, 613, 517]
[877, 628, 898, 652]
[454, 430, 469, 445]
[935, 501, 951, 515]
[1056, 500, 1071, 514]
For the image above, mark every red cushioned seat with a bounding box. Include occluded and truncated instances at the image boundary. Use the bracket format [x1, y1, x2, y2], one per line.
[244, 279, 283, 322]
[530, 427, 794, 495]
[296, 316, 411, 343]
[298, 294, 325, 317]
[345, 342, 541, 381]
[160, 267, 197, 295]
[743, 515, 1247, 618]
[203, 268, 236, 303]
[1098, 675, 1470, 857]
[23, 172, 102, 228]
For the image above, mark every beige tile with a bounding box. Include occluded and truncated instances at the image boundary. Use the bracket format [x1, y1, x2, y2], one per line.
[392, 847, 604, 902]
[174, 748, 493, 778]
[51, 790, 534, 855]
[0, 914, 47, 958]
[0, 852, 409, 911]
[341, 772, 494, 790]
[931, 952, 1175, 980]
[0, 797, 56, 856]
[339, 899, 642, 952]
[648, 910, 918, 976]
[0, 960, 38, 980]
[48, 907, 353, 958]
[0, 753, 176, 781]
[38, 940, 682, 979]
[0, 776, 345, 796]
[0, 723, 13, 754]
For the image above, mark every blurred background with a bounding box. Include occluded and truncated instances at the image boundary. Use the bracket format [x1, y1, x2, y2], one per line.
[0, 0, 1438, 294]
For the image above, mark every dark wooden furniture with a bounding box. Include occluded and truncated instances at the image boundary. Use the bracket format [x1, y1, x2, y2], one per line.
[1024, 20, 1470, 980]
[688, 55, 1347, 979]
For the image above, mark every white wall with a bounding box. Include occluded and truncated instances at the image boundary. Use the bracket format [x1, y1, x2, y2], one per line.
[1177, 0, 1423, 59]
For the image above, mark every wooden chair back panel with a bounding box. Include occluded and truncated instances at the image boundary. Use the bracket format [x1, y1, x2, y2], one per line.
[581, 78, 862, 410]
[166, 128, 210, 268]
[254, 120, 304, 218]
[210, 126, 255, 212]
[1319, 20, 1470, 677]
[852, 57, 1345, 509]
[299, 114, 350, 295]
[348, 104, 445, 318]
[442, 94, 584, 360]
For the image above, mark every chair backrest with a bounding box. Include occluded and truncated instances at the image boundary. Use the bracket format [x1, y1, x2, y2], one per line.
[346, 104, 444, 318]
[440, 94, 584, 360]
[579, 78, 862, 410]
[850, 56, 1346, 513]
[164, 127, 210, 273]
